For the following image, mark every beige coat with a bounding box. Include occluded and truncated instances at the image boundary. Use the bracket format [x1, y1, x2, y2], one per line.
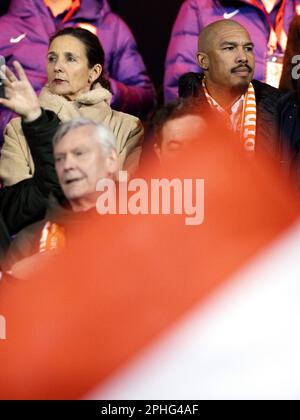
[0, 86, 144, 186]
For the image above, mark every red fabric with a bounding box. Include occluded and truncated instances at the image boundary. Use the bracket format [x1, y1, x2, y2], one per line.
[62, 0, 81, 23]
[0, 124, 299, 399]
[251, 0, 287, 49]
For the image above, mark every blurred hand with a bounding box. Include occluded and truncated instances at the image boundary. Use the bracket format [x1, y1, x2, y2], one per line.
[0, 61, 41, 122]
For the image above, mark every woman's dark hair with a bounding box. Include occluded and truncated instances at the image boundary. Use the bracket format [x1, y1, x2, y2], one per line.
[280, 16, 300, 103]
[49, 27, 110, 91]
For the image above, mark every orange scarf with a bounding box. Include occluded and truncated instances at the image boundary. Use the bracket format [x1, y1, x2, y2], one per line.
[203, 81, 257, 153]
[240, 83, 257, 153]
[39, 222, 66, 253]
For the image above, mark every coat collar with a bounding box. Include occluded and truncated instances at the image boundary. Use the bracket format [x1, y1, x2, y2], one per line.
[39, 85, 112, 121]
[197, 74, 280, 156]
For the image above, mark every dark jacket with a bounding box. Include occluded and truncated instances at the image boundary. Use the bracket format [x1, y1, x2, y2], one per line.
[4, 197, 99, 271]
[0, 110, 61, 263]
[178, 73, 300, 175]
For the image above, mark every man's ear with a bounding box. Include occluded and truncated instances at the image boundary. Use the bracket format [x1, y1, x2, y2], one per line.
[154, 143, 162, 163]
[106, 150, 119, 178]
[196, 52, 209, 71]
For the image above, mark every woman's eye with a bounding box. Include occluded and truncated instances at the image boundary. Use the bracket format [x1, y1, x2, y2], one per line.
[67, 56, 76, 62]
[48, 56, 56, 63]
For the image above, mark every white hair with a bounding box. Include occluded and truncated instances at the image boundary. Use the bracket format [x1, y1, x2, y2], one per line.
[52, 118, 117, 155]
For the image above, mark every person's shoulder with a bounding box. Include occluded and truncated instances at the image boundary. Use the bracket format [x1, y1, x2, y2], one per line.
[95, 0, 124, 27]
[252, 79, 282, 95]
[111, 109, 143, 130]
[252, 80, 298, 116]
[252, 79, 296, 104]
[7, 115, 21, 125]
[4, 218, 45, 273]
[4, 116, 22, 134]
[178, 72, 204, 98]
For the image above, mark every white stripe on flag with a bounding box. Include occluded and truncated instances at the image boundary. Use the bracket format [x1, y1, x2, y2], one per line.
[87, 220, 300, 400]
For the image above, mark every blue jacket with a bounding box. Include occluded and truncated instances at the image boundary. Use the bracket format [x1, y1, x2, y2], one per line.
[0, 0, 155, 145]
[164, 0, 300, 102]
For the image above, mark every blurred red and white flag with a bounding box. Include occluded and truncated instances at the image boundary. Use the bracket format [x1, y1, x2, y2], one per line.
[1, 125, 300, 400]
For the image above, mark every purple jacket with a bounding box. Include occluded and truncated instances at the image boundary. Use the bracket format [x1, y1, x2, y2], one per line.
[0, 0, 155, 143]
[164, 0, 300, 102]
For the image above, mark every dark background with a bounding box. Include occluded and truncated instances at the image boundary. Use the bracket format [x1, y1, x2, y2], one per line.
[109, 0, 183, 90]
[0, 0, 9, 15]
[0, 0, 184, 90]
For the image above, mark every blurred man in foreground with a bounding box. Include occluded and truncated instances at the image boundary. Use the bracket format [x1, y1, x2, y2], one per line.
[3, 119, 119, 275]
[152, 99, 208, 166]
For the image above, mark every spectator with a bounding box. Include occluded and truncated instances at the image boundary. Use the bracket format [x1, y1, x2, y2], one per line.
[0, 62, 61, 266]
[0, 27, 143, 187]
[152, 98, 210, 166]
[176, 19, 300, 175]
[4, 118, 119, 274]
[164, 0, 300, 102]
[0, 0, 155, 144]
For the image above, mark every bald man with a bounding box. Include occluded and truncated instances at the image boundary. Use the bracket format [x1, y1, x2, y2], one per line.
[164, 0, 299, 102]
[196, 20, 255, 111]
[177, 20, 300, 173]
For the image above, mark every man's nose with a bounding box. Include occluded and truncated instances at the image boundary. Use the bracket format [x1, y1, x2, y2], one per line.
[63, 154, 75, 171]
[236, 47, 248, 62]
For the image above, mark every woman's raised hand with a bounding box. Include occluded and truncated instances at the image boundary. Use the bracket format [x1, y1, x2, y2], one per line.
[0, 61, 41, 122]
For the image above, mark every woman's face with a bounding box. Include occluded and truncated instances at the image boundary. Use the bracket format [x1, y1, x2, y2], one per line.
[47, 35, 96, 100]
